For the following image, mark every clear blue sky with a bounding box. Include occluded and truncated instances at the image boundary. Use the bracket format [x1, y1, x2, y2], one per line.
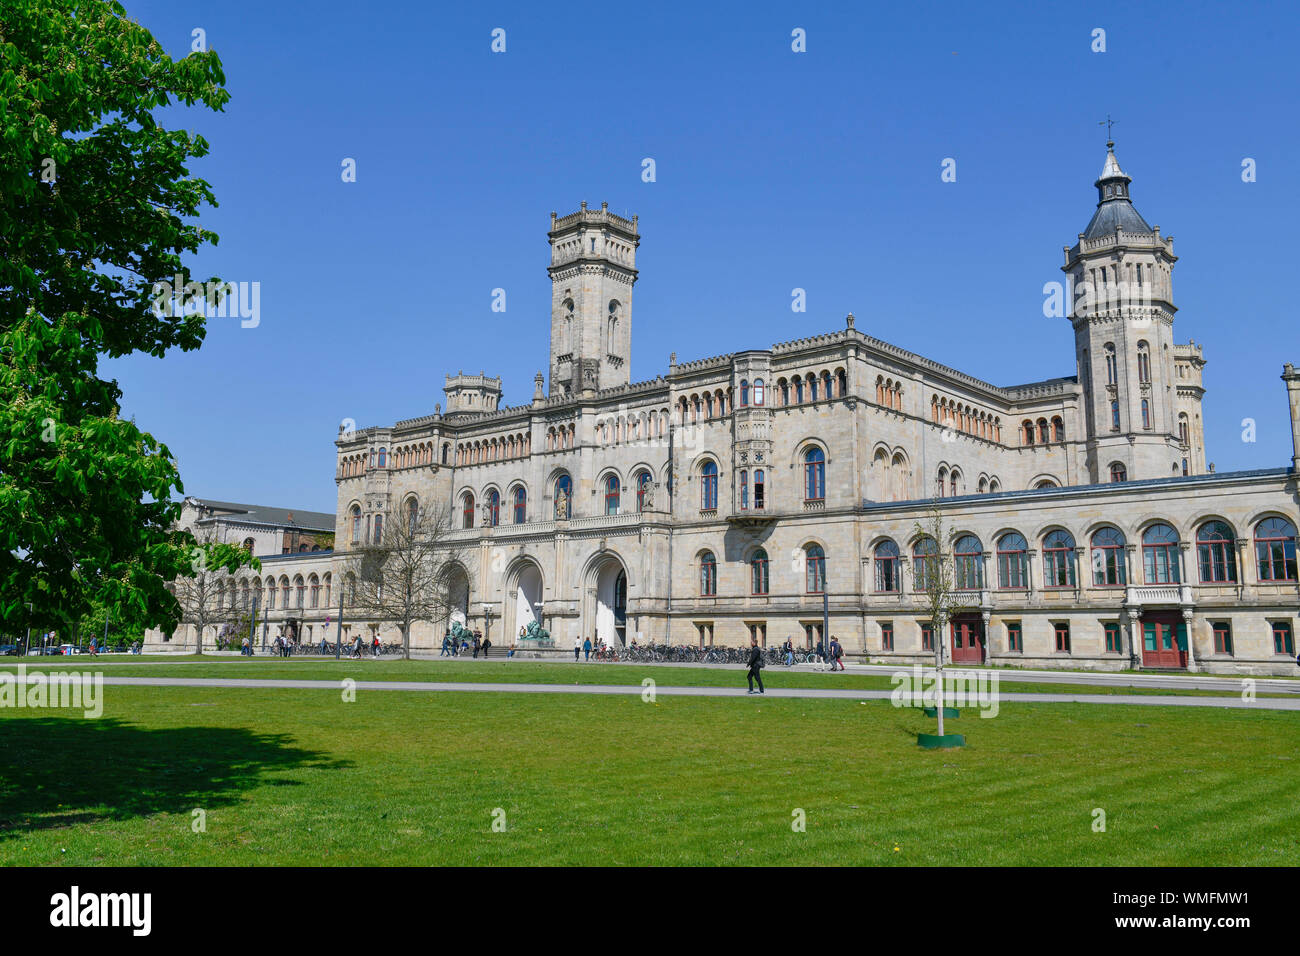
[105, 0, 1300, 514]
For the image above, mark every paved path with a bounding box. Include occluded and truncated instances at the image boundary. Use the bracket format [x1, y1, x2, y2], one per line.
[10, 673, 1299, 710]
[19, 655, 1299, 695]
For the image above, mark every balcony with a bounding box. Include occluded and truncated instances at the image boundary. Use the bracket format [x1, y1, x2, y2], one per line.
[1125, 585, 1194, 607]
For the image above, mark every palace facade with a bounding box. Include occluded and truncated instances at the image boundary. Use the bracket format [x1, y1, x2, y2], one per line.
[151, 146, 1300, 674]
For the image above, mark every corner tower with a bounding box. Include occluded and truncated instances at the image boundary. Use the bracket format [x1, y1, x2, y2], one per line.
[548, 202, 639, 396]
[1063, 142, 1206, 482]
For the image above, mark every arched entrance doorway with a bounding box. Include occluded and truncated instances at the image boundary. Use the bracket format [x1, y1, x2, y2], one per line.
[445, 563, 470, 630]
[587, 553, 629, 647]
[507, 560, 544, 639]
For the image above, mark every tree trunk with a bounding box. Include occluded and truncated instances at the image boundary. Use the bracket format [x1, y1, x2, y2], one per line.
[403, 624, 410, 661]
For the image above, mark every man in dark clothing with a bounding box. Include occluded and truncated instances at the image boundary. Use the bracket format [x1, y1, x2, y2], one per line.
[830, 636, 845, 671]
[472, 632, 481, 658]
[746, 637, 765, 695]
[482, 636, 492, 658]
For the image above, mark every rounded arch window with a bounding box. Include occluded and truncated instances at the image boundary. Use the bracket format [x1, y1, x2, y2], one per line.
[753, 378, 765, 406]
[1255, 517, 1298, 581]
[1196, 521, 1237, 583]
[873, 540, 900, 592]
[1042, 530, 1076, 587]
[1141, 523, 1180, 584]
[700, 461, 718, 510]
[750, 548, 769, 595]
[1090, 527, 1127, 586]
[486, 489, 500, 527]
[804, 543, 826, 594]
[461, 492, 475, 529]
[996, 533, 1028, 589]
[803, 446, 826, 501]
[604, 475, 620, 515]
[953, 534, 983, 590]
[699, 551, 717, 596]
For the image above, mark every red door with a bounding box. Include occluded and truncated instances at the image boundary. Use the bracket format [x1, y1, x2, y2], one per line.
[1141, 614, 1187, 669]
[950, 616, 984, 663]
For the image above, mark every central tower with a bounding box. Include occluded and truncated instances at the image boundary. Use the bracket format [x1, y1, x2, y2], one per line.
[547, 201, 639, 396]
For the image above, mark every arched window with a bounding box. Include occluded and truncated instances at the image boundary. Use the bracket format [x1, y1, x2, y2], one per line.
[295, 577, 305, 608]
[1141, 400, 1150, 429]
[753, 378, 765, 406]
[997, 533, 1028, 589]
[1042, 530, 1076, 588]
[1052, 417, 1064, 442]
[1110, 462, 1127, 482]
[739, 469, 749, 510]
[751, 549, 769, 595]
[699, 551, 717, 596]
[809, 375, 819, 402]
[267, 580, 278, 610]
[700, 461, 718, 510]
[912, 537, 939, 589]
[805, 544, 826, 594]
[949, 470, 959, 497]
[1037, 419, 1049, 444]
[739, 379, 749, 406]
[1142, 523, 1181, 584]
[604, 475, 620, 515]
[954, 534, 983, 590]
[461, 493, 475, 529]
[874, 540, 900, 592]
[1196, 521, 1237, 583]
[486, 489, 500, 527]
[779, 380, 790, 405]
[1104, 343, 1117, 385]
[1022, 420, 1034, 445]
[1091, 527, 1127, 586]
[804, 447, 825, 501]
[753, 468, 765, 510]
[1111, 400, 1120, 430]
[350, 506, 361, 544]
[372, 514, 383, 543]
[309, 576, 320, 608]
[554, 475, 572, 519]
[442, 443, 449, 464]
[242, 537, 255, 554]
[513, 486, 527, 524]
[1255, 517, 1298, 581]
[836, 369, 847, 398]
[1178, 414, 1190, 446]
[1137, 341, 1151, 383]
[794, 378, 804, 403]
[635, 472, 651, 512]
[377, 447, 386, 468]
[407, 498, 419, 534]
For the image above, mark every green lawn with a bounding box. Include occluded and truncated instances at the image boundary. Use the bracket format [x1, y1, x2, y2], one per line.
[1, 656, 1292, 698]
[1, 682, 1297, 865]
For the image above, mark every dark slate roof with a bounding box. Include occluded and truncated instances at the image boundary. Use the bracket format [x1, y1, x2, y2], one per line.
[191, 498, 336, 531]
[1082, 199, 1154, 240]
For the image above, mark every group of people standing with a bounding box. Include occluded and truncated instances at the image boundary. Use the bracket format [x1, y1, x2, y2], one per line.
[440, 629, 491, 658]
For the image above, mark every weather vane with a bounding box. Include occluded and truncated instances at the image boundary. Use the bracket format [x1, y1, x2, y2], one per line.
[1099, 115, 1117, 144]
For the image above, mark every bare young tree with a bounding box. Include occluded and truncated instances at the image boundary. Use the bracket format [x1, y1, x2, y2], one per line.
[341, 501, 471, 660]
[170, 525, 253, 654]
[910, 507, 975, 736]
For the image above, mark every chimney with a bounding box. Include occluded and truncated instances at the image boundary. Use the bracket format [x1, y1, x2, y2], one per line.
[1282, 364, 1300, 473]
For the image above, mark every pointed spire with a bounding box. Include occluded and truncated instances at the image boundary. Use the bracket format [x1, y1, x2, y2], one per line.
[1099, 142, 1126, 181]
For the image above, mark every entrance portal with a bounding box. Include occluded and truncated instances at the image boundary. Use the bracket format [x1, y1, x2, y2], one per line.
[590, 556, 629, 648]
[950, 615, 984, 664]
[1141, 612, 1187, 668]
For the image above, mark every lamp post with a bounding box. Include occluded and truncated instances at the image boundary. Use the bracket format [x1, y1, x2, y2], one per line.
[482, 603, 492, 656]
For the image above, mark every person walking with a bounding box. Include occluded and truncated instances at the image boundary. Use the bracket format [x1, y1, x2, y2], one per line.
[746, 636, 765, 695]
[440, 634, 451, 657]
[783, 637, 794, 666]
[830, 635, 845, 671]
[481, 635, 492, 658]
[583, 637, 592, 662]
[574, 635, 582, 661]
[472, 631, 481, 659]
[88, 636, 98, 657]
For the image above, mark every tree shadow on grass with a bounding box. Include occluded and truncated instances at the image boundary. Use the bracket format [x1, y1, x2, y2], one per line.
[0, 718, 348, 837]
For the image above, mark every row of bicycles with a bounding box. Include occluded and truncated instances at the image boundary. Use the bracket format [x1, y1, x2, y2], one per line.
[619, 643, 827, 667]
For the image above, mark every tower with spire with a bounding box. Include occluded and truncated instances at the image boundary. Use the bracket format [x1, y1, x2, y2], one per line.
[1063, 141, 1206, 483]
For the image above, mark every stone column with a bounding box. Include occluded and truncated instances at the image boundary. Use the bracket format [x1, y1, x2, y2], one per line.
[1182, 606, 1198, 673]
[1281, 364, 1300, 473]
[1124, 606, 1141, 669]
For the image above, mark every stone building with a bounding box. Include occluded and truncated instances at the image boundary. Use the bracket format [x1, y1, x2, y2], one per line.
[149, 148, 1300, 674]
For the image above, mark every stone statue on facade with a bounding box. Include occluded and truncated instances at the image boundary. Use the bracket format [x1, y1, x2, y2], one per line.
[554, 487, 569, 519]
